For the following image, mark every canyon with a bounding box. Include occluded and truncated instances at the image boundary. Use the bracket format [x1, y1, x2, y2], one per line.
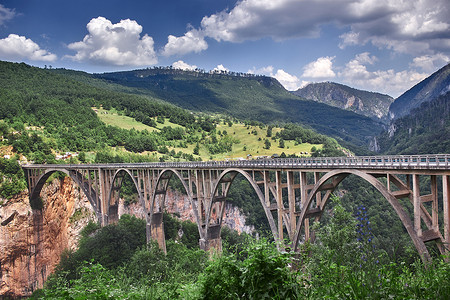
[0, 177, 252, 297]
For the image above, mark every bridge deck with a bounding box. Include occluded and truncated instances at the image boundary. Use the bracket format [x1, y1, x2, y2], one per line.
[22, 154, 450, 173]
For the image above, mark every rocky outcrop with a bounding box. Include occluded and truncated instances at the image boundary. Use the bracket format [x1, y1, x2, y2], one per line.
[292, 82, 393, 122]
[0, 177, 96, 297]
[121, 189, 254, 234]
[1, 177, 253, 297]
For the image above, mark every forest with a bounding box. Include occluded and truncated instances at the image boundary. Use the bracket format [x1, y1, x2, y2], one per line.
[29, 201, 449, 299]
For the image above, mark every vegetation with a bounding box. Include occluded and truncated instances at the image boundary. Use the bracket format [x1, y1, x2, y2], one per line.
[31, 199, 449, 299]
[0, 155, 27, 199]
[378, 93, 450, 154]
[0, 60, 347, 167]
[55, 65, 384, 149]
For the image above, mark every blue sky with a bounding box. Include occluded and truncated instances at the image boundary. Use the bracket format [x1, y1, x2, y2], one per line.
[0, 0, 448, 97]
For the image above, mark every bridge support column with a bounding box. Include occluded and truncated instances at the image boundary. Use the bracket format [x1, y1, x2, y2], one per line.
[444, 175, 450, 257]
[200, 224, 222, 254]
[151, 212, 166, 253]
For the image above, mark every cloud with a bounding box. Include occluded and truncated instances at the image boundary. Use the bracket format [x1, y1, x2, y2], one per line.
[172, 60, 197, 71]
[0, 4, 16, 25]
[196, 0, 449, 56]
[339, 0, 450, 56]
[302, 56, 336, 79]
[0, 34, 57, 61]
[273, 69, 301, 91]
[247, 65, 274, 75]
[248, 66, 302, 91]
[411, 54, 449, 73]
[67, 17, 157, 66]
[213, 64, 229, 72]
[338, 52, 428, 97]
[162, 28, 208, 56]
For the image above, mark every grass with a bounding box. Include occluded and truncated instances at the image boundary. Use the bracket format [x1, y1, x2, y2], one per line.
[93, 108, 323, 161]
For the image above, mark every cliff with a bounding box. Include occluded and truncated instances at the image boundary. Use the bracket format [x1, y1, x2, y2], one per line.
[0, 177, 96, 297]
[0, 177, 252, 297]
[292, 82, 393, 122]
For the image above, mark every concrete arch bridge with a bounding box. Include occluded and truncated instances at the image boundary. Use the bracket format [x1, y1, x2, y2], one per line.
[23, 154, 450, 263]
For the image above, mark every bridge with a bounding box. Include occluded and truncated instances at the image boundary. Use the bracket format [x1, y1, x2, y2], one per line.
[22, 154, 450, 263]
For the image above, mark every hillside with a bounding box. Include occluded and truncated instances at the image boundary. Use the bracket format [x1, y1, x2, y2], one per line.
[389, 63, 450, 120]
[378, 92, 450, 154]
[0, 60, 345, 166]
[377, 64, 450, 154]
[61, 67, 384, 148]
[292, 82, 393, 122]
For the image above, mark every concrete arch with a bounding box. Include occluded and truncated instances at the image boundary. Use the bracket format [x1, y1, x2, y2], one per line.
[151, 168, 203, 239]
[292, 169, 431, 262]
[106, 168, 143, 224]
[29, 169, 101, 223]
[208, 168, 279, 243]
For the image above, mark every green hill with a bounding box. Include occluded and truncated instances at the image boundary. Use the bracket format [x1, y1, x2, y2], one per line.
[53, 67, 384, 148]
[0, 60, 344, 165]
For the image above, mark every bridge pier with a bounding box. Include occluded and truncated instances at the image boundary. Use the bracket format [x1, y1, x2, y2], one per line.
[150, 212, 166, 253]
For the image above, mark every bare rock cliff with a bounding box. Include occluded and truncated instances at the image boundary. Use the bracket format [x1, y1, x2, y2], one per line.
[1, 178, 252, 297]
[0, 177, 96, 297]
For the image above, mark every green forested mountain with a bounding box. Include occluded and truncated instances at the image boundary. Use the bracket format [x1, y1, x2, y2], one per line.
[389, 63, 450, 120]
[54, 67, 384, 148]
[378, 92, 450, 154]
[0, 60, 345, 163]
[376, 63, 450, 154]
[292, 81, 394, 122]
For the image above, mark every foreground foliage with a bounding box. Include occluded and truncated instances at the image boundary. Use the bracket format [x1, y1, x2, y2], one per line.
[32, 204, 450, 299]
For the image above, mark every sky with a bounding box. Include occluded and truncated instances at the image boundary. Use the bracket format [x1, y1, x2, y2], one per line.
[0, 0, 449, 98]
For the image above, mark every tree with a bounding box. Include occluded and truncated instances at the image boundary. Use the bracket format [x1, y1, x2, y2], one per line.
[279, 138, 285, 148]
[264, 139, 271, 150]
[193, 143, 200, 155]
[266, 125, 273, 137]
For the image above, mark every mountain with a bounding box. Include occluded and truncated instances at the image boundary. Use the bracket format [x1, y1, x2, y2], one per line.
[291, 82, 394, 122]
[377, 92, 449, 154]
[389, 63, 450, 120]
[377, 64, 450, 154]
[82, 68, 384, 148]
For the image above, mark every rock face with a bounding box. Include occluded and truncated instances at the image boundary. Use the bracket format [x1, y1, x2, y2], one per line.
[292, 82, 393, 122]
[0, 177, 96, 297]
[389, 63, 450, 120]
[0, 177, 253, 297]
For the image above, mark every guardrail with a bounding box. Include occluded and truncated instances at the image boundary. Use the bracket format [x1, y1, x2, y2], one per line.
[22, 154, 450, 171]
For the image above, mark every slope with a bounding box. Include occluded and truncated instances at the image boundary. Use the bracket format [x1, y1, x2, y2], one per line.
[389, 63, 450, 120]
[292, 82, 393, 122]
[85, 68, 384, 148]
[378, 92, 450, 154]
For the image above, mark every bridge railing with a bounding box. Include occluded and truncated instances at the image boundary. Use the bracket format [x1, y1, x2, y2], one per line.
[22, 154, 450, 170]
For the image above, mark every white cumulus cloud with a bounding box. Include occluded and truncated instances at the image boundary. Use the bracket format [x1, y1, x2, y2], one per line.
[338, 52, 428, 97]
[162, 28, 208, 56]
[302, 56, 336, 79]
[196, 0, 449, 57]
[0, 4, 16, 25]
[67, 17, 157, 66]
[0, 34, 57, 61]
[172, 60, 197, 71]
[248, 65, 302, 91]
[273, 69, 301, 91]
[213, 64, 229, 72]
[411, 54, 449, 73]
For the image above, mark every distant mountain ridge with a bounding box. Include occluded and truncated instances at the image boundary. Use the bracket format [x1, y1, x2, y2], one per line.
[389, 63, 450, 120]
[81, 68, 384, 148]
[377, 63, 450, 154]
[291, 82, 394, 122]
